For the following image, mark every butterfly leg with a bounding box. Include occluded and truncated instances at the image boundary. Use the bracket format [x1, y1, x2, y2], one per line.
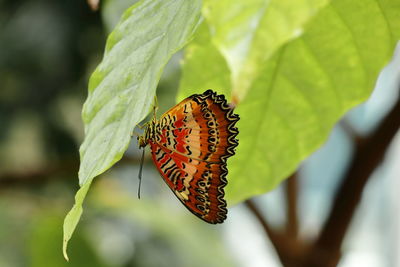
[152, 95, 159, 120]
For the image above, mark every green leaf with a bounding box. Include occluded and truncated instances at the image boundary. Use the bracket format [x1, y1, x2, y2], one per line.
[80, 0, 202, 186]
[177, 22, 231, 101]
[63, 0, 202, 260]
[202, 0, 330, 100]
[63, 182, 91, 261]
[178, 0, 400, 204]
[102, 0, 139, 33]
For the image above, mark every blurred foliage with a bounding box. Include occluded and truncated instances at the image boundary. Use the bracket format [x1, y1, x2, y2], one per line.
[30, 214, 107, 267]
[0, 0, 104, 169]
[88, 176, 235, 267]
[1, 0, 400, 266]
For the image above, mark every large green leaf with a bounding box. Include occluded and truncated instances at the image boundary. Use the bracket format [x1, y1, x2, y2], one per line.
[202, 0, 330, 100]
[178, 0, 400, 204]
[177, 22, 231, 101]
[63, 0, 202, 259]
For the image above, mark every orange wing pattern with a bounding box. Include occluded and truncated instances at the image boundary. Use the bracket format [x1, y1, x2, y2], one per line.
[141, 90, 239, 224]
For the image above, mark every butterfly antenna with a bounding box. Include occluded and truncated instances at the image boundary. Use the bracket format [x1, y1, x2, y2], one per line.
[137, 147, 145, 199]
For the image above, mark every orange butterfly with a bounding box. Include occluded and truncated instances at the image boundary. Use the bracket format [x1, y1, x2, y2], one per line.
[138, 90, 239, 224]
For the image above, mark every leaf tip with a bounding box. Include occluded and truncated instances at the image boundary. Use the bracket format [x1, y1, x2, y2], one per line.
[63, 241, 70, 262]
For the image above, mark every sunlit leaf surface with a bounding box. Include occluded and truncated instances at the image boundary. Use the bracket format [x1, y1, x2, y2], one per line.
[179, 0, 400, 204]
[203, 0, 330, 100]
[178, 22, 231, 101]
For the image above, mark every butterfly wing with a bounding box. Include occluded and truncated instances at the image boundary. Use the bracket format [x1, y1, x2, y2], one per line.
[150, 90, 239, 224]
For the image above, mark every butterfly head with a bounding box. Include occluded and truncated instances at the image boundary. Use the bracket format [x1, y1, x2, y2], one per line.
[138, 135, 147, 148]
[138, 119, 158, 148]
[137, 123, 148, 148]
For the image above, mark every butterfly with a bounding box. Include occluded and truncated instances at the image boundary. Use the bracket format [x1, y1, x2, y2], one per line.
[138, 90, 239, 224]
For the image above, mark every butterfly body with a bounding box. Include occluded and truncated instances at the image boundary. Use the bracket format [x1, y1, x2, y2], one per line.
[138, 90, 239, 224]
